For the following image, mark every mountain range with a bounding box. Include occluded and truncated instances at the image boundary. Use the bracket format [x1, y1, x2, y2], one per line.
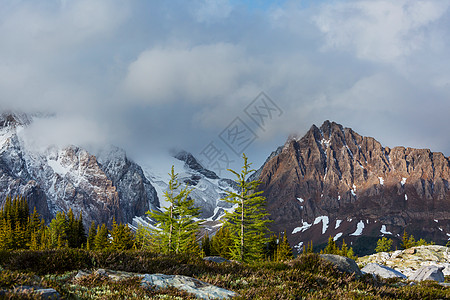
[1, 113, 450, 255]
[256, 120, 450, 254]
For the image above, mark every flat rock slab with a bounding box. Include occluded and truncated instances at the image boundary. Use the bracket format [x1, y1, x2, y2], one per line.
[361, 263, 407, 279]
[75, 269, 237, 299]
[320, 254, 363, 277]
[409, 265, 445, 282]
[0, 286, 60, 299]
[358, 245, 450, 277]
[203, 256, 231, 264]
[75, 269, 138, 282]
[141, 273, 237, 299]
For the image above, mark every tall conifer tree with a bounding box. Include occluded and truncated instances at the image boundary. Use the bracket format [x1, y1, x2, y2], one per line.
[222, 154, 272, 262]
[146, 166, 201, 254]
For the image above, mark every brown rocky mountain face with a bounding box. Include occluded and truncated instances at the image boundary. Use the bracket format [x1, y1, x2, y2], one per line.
[0, 113, 159, 228]
[257, 121, 450, 255]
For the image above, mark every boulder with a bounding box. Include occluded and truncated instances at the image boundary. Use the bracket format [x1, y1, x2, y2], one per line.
[74, 270, 91, 280]
[361, 263, 407, 279]
[320, 254, 363, 277]
[409, 265, 445, 282]
[358, 246, 450, 277]
[36, 288, 60, 300]
[0, 286, 60, 299]
[203, 256, 231, 264]
[141, 273, 237, 299]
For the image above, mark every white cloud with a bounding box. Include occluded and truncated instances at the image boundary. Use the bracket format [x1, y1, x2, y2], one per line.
[123, 43, 263, 104]
[19, 115, 108, 151]
[314, 0, 450, 63]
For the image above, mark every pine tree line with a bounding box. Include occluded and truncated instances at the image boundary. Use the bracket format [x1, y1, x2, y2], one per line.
[320, 236, 357, 260]
[0, 196, 88, 250]
[0, 155, 296, 260]
[86, 219, 135, 251]
[0, 195, 136, 251]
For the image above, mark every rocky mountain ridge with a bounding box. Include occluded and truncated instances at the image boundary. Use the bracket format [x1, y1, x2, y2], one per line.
[256, 120, 450, 254]
[0, 113, 160, 227]
[0, 112, 236, 229]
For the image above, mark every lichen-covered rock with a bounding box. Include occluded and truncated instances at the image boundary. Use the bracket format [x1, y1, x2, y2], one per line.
[141, 273, 237, 299]
[0, 285, 60, 299]
[203, 256, 231, 264]
[409, 265, 445, 282]
[358, 245, 450, 277]
[74, 269, 237, 299]
[361, 263, 406, 279]
[320, 254, 363, 277]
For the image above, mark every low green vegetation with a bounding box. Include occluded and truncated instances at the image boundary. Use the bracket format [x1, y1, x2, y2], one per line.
[376, 237, 393, 253]
[1, 155, 450, 298]
[373, 231, 435, 253]
[401, 231, 434, 249]
[320, 236, 357, 260]
[0, 250, 449, 299]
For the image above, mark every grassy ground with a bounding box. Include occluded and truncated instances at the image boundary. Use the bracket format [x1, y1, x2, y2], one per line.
[0, 250, 449, 299]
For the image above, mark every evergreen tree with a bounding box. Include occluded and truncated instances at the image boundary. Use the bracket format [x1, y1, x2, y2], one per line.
[76, 212, 87, 248]
[303, 240, 314, 254]
[265, 234, 278, 261]
[48, 212, 68, 249]
[134, 224, 155, 251]
[110, 219, 134, 250]
[340, 239, 349, 257]
[210, 226, 233, 259]
[172, 192, 201, 255]
[185, 233, 201, 255]
[321, 236, 357, 259]
[201, 233, 212, 257]
[375, 237, 393, 253]
[401, 230, 410, 249]
[322, 236, 338, 254]
[275, 231, 293, 261]
[66, 208, 77, 248]
[94, 224, 109, 250]
[87, 221, 97, 250]
[0, 196, 44, 250]
[146, 166, 201, 254]
[222, 154, 272, 262]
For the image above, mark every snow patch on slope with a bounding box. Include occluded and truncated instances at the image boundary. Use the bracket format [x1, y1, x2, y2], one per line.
[292, 220, 312, 234]
[47, 158, 71, 177]
[401, 177, 407, 186]
[314, 216, 329, 234]
[333, 232, 343, 241]
[380, 225, 392, 235]
[350, 220, 364, 236]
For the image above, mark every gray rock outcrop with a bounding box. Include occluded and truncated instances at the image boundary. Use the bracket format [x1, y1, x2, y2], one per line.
[358, 245, 450, 277]
[75, 269, 237, 299]
[0, 285, 60, 299]
[409, 265, 445, 282]
[361, 263, 406, 279]
[141, 273, 237, 299]
[203, 256, 231, 264]
[320, 254, 363, 277]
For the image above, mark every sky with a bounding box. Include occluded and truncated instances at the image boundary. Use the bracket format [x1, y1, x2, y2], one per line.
[1, 0, 450, 176]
